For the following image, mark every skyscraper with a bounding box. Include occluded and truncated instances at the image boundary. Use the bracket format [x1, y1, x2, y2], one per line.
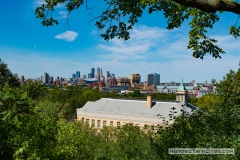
[96, 68, 100, 82]
[100, 68, 104, 82]
[105, 71, 109, 83]
[88, 73, 92, 78]
[20, 75, 24, 82]
[110, 73, 115, 79]
[90, 68, 95, 78]
[100, 68, 103, 77]
[72, 74, 76, 79]
[43, 72, 49, 84]
[76, 71, 80, 78]
[147, 73, 160, 86]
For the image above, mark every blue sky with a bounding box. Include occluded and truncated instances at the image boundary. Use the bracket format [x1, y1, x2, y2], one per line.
[0, 0, 239, 83]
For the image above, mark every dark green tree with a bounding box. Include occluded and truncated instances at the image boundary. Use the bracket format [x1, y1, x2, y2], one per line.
[153, 68, 240, 159]
[0, 58, 20, 89]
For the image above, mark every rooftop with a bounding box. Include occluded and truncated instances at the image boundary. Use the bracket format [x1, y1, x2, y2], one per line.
[77, 98, 197, 124]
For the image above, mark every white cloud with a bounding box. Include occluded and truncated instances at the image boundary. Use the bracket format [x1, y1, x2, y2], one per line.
[58, 11, 69, 19]
[97, 25, 240, 61]
[97, 25, 179, 61]
[33, 0, 65, 8]
[91, 30, 98, 34]
[92, 25, 240, 82]
[34, 0, 45, 7]
[55, 31, 78, 42]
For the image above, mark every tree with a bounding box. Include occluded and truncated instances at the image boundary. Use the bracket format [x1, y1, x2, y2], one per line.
[35, 0, 240, 59]
[196, 93, 220, 111]
[153, 68, 240, 159]
[0, 58, 20, 89]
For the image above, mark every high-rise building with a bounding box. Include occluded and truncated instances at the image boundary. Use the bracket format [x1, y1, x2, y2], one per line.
[99, 68, 105, 82]
[49, 76, 54, 84]
[110, 73, 115, 79]
[82, 74, 86, 79]
[96, 68, 100, 82]
[76, 71, 80, 78]
[91, 68, 95, 78]
[72, 74, 76, 79]
[204, 80, 207, 85]
[105, 71, 109, 83]
[147, 73, 160, 86]
[129, 74, 141, 84]
[117, 77, 130, 86]
[88, 73, 92, 78]
[20, 75, 24, 82]
[43, 72, 49, 84]
[100, 68, 103, 77]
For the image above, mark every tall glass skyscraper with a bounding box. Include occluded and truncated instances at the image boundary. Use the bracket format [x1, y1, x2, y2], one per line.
[91, 68, 95, 78]
[97, 68, 100, 81]
[72, 74, 76, 79]
[43, 72, 49, 84]
[76, 71, 80, 78]
[147, 73, 160, 86]
[88, 73, 92, 78]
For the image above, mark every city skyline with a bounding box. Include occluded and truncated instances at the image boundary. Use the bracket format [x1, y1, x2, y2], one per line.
[1, 1, 240, 83]
[22, 69, 208, 84]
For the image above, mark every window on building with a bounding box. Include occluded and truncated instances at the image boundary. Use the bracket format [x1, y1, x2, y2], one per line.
[144, 125, 148, 130]
[103, 121, 106, 127]
[110, 134, 113, 138]
[82, 117, 84, 121]
[97, 120, 101, 128]
[86, 119, 89, 126]
[151, 125, 154, 130]
[110, 121, 113, 126]
[92, 119, 95, 127]
[117, 122, 120, 129]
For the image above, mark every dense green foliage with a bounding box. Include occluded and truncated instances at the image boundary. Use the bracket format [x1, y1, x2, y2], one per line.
[35, 0, 240, 59]
[1, 58, 240, 159]
[0, 58, 20, 89]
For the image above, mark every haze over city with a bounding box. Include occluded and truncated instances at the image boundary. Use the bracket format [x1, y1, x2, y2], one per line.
[0, 0, 240, 82]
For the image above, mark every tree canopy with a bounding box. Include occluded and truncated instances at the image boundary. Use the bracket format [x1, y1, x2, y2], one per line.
[0, 58, 20, 89]
[35, 0, 240, 59]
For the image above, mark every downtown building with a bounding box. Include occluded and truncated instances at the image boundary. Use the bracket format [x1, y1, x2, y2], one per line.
[147, 73, 160, 86]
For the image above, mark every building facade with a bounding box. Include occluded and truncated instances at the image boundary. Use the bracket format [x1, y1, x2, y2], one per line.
[147, 73, 160, 86]
[117, 77, 130, 86]
[96, 68, 100, 82]
[91, 68, 95, 78]
[129, 74, 141, 84]
[72, 74, 76, 79]
[76, 71, 80, 78]
[43, 72, 49, 84]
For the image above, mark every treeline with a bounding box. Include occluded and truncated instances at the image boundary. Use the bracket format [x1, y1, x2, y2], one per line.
[18, 84, 176, 120]
[1, 58, 240, 159]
